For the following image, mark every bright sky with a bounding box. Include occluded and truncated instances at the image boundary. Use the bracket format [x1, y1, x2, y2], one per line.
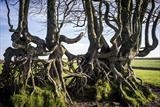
[0, 1, 160, 59]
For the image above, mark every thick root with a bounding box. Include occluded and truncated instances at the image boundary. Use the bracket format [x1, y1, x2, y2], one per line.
[66, 58, 157, 106]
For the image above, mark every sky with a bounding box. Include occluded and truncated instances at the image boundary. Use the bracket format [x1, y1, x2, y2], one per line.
[0, 1, 160, 59]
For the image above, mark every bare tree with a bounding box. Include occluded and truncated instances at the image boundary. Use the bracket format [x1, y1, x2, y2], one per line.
[0, 0, 83, 106]
[67, 0, 160, 106]
[0, 0, 159, 106]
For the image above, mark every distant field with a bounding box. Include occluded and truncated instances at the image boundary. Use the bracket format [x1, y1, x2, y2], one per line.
[131, 59, 160, 69]
[130, 59, 160, 87]
[0, 64, 2, 74]
[134, 69, 160, 87]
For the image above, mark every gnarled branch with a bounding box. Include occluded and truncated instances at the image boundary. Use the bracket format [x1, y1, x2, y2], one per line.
[59, 32, 84, 44]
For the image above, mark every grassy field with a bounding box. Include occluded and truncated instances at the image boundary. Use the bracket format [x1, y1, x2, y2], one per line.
[0, 64, 2, 74]
[131, 59, 160, 87]
[131, 59, 160, 69]
[134, 69, 160, 87]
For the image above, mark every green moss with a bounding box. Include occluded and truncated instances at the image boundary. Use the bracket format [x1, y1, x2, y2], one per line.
[44, 92, 66, 107]
[11, 92, 28, 107]
[134, 90, 148, 105]
[11, 87, 66, 107]
[139, 85, 157, 101]
[95, 80, 111, 101]
[122, 90, 139, 106]
[36, 95, 44, 107]
[55, 96, 66, 107]
[142, 88, 157, 102]
[26, 95, 36, 107]
[122, 86, 157, 106]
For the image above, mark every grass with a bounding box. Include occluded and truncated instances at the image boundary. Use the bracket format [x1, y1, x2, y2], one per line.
[134, 69, 160, 87]
[0, 64, 2, 74]
[131, 59, 160, 69]
[131, 59, 160, 87]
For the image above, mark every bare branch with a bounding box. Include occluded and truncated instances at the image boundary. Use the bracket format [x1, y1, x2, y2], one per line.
[5, 0, 14, 32]
[145, 0, 155, 46]
[137, 0, 158, 57]
[60, 32, 84, 44]
[137, 11, 159, 57]
[103, 1, 118, 32]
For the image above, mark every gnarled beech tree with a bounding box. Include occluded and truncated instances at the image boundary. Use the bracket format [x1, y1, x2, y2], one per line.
[0, 0, 159, 106]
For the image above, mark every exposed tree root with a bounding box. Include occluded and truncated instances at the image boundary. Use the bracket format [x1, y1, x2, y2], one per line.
[0, 46, 72, 107]
[0, 44, 157, 107]
[65, 55, 157, 106]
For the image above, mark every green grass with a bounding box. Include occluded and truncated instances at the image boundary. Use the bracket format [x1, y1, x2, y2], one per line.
[131, 59, 160, 69]
[131, 59, 160, 87]
[0, 64, 2, 74]
[134, 69, 160, 87]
